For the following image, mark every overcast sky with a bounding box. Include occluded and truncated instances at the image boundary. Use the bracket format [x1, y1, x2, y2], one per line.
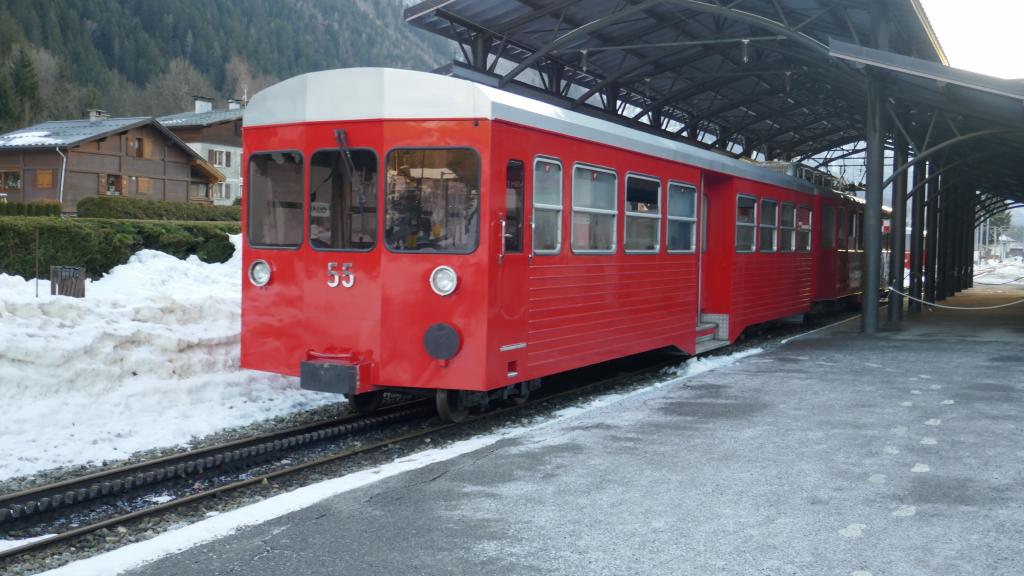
[919, 0, 1024, 79]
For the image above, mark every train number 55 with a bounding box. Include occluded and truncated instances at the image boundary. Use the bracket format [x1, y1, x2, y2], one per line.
[327, 262, 355, 288]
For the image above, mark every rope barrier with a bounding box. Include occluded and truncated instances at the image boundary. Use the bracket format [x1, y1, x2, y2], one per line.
[887, 285, 1024, 310]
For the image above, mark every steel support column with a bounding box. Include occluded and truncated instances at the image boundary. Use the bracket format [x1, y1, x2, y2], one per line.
[935, 174, 949, 301]
[924, 161, 939, 304]
[888, 132, 908, 322]
[862, 75, 884, 332]
[908, 160, 926, 313]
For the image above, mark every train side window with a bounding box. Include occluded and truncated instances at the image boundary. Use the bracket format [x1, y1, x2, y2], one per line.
[822, 205, 835, 249]
[759, 199, 778, 252]
[248, 151, 304, 248]
[571, 164, 617, 254]
[848, 210, 858, 250]
[779, 202, 795, 252]
[505, 160, 524, 253]
[667, 182, 697, 253]
[736, 195, 757, 253]
[532, 158, 562, 255]
[797, 206, 812, 252]
[309, 148, 377, 251]
[838, 208, 848, 249]
[624, 174, 660, 253]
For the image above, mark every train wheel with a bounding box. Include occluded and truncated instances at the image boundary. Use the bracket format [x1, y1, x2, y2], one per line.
[502, 384, 530, 407]
[436, 389, 468, 423]
[346, 391, 383, 416]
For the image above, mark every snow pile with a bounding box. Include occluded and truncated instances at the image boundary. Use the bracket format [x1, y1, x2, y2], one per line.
[0, 236, 338, 480]
[974, 260, 1024, 285]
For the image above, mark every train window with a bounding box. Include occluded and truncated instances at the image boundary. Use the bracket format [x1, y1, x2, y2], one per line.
[309, 149, 378, 251]
[822, 205, 835, 249]
[838, 207, 848, 249]
[384, 148, 480, 253]
[797, 206, 812, 252]
[667, 182, 697, 253]
[848, 210, 858, 250]
[505, 160, 524, 254]
[571, 164, 617, 253]
[759, 199, 778, 252]
[779, 202, 796, 252]
[625, 175, 660, 253]
[247, 151, 304, 248]
[533, 158, 562, 255]
[736, 195, 757, 253]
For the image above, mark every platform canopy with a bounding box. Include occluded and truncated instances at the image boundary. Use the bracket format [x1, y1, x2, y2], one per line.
[405, 0, 1024, 203]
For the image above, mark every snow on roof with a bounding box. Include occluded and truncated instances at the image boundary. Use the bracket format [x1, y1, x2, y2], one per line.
[0, 117, 149, 149]
[244, 67, 826, 196]
[158, 108, 243, 128]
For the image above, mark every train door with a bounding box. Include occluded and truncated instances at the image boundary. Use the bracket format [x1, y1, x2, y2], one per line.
[698, 183, 709, 316]
[496, 159, 528, 380]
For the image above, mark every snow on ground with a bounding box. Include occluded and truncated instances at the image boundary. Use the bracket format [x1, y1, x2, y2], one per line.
[974, 258, 1024, 285]
[0, 236, 339, 480]
[39, 347, 762, 576]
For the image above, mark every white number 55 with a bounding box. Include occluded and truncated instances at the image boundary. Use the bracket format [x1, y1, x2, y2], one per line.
[327, 262, 355, 288]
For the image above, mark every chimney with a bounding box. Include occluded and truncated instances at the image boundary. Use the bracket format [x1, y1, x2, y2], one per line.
[85, 109, 110, 122]
[193, 96, 214, 113]
[227, 98, 243, 110]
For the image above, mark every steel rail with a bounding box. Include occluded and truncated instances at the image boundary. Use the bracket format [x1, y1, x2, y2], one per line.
[0, 400, 431, 525]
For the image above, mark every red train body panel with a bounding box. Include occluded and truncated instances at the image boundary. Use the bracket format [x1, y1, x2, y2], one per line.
[240, 68, 886, 407]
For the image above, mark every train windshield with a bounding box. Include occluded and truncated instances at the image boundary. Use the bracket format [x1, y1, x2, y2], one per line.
[248, 152, 304, 248]
[384, 148, 481, 253]
[309, 149, 378, 250]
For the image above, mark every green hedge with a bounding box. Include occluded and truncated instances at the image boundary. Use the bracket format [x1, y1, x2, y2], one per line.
[77, 196, 241, 222]
[0, 201, 62, 217]
[0, 217, 239, 280]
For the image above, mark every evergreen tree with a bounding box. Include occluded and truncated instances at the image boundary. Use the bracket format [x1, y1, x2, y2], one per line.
[11, 48, 41, 124]
[0, 75, 17, 132]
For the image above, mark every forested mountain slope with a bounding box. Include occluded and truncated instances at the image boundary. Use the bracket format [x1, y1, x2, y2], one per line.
[0, 0, 450, 131]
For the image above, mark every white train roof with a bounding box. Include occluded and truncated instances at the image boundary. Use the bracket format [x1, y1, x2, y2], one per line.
[244, 67, 826, 195]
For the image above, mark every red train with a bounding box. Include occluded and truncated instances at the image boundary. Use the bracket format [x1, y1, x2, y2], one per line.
[241, 68, 883, 421]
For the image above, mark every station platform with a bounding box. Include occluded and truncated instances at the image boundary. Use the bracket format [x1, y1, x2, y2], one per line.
[122, 284, 1024, 576]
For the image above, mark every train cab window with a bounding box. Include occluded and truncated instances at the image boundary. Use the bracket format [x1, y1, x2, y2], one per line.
[624, 175, 660, 253]
[736, 195, 757, 252]
[759, 199, 778, 252]
[384, 148, 480, 253]
[248, 151, 304, 248]
[822, 205, 835, 249]
[571, 164, 617, 253]
[309, 149, 377, 250]
[797, 206, 812, 252]
[838, 208, 848, 249]
[779, 202, 796, 252]
[532, 158, 563, 255]
[505, 160, 524, 253]
[667, 182, 697, 253]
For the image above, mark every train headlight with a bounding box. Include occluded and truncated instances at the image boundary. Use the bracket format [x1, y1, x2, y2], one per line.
[248, 260, 272, 287]
[429, 265, 458, 296]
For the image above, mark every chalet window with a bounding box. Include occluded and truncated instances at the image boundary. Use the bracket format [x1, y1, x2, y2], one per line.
[248, 151, 304, 248]
[209, 149, 226, 167]
[624, 174, 660, 254]
[1, 171, 21, 191]
[310, 148, 377, 251]
[532, 157, 562, 255]
[137, 177, 151, 194]
[736, 195, 757, 253]
[759, 199, 778, 252]
[100, 174, 125, 196]
[226, 151, 232, 168]
[36, 170, 53, 190]
[189, 183, 209, 199]
[797, 206, 812, 252]
[667, 182, 697, 253]
[779, 202, 795, 252]
[571, 164, 617, 254]
[132, 137, 151, 159]
[505, 160, 524, 254]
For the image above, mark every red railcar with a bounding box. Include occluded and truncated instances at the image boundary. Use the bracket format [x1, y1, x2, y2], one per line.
[241, 68, 882, 420]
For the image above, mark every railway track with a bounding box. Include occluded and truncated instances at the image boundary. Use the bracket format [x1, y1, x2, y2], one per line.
[0, 355, 679, 568]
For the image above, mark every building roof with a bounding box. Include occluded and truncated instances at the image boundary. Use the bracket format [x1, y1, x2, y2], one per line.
[157, 108, 244, 129]
[0, 117, 152, 149]
[247, 67, 844, 197]
[0, 116, 225, 182]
